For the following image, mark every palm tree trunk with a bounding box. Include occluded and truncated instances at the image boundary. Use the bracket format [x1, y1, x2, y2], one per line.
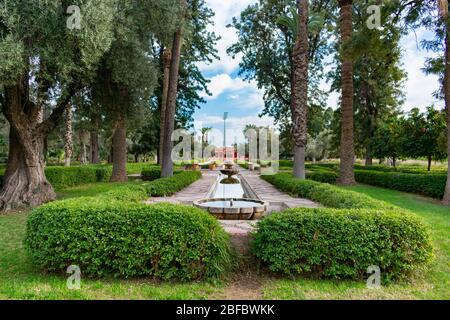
[161, 1, 186, 178]
[64, 105, 73, 167]
[158, 48, 172, 166]
[291, 0, 309, 179]
[337, 0, 356, 185]
[443, 10, 450, 204]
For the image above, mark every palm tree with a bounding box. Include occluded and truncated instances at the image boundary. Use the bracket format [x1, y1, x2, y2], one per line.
[200, 127, 212, 160]
[290, 0, 309, 179]
[161, 0, 186, 178]
[63, 105, 73, 167]
[158, 47, 172, 165]
[440, 0, 450, 204]
[337, 0, 356, 185]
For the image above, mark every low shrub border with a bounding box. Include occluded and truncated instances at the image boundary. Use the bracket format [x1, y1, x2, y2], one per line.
[24, 170, 230, 280]
[252, 207, 432, 281]
[25, 201, 232, 280]
[0, 163, 159, 190]
[301, 163, 446, 199]
[257, 173, 433, 281]
[262, 173, 394, 209]
[354, 170, 446, 199]
[141, 167, 182, 181]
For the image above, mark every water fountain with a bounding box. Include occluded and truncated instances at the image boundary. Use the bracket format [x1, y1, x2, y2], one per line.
[194, 162, 268, 220]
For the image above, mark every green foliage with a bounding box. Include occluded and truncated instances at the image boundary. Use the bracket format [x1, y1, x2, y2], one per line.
[306, 169, 338, 184]
[228, 0, 335, 131]
[401, 107, 447, 164]
[252, 208, 433, 281]
[100, 184, 149, 202]
[354, 170, 447, 199]
[372, 117, 405, 163]
[45, 165, 112, 189]
[145, 171, 202, 197]
[25, 201, 232, 280]
[259, 172, 434, 280]
[141, 167, 163, 181]
[141, 166, 183, 181]
[262, 173, 392, 209]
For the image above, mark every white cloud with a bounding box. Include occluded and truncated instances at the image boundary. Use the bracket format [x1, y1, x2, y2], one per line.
[202, 73, 264, 109]
[198, 0, 257, 74]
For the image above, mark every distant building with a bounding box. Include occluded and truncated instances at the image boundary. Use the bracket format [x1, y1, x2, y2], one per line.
[214, 147, 244, 161]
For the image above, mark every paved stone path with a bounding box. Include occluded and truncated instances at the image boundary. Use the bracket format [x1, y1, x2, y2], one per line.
[240, 170, 320, 210]
[145, 171, 218, 205]
[145, 169, 320, 249]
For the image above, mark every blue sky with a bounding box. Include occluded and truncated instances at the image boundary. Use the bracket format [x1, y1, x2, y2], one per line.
[193, 0, 443, 146]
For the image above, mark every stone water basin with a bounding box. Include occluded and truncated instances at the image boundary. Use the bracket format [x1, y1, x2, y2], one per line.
[193, 198, 268, 220]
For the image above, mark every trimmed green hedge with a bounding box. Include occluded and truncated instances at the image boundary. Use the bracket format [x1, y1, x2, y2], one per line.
[25, 201, 232, 280]
[306, 170, 338, 184]
[141, 167, 162, 181]
[45, 165, 112, 189]
[0, 163, 159, 190]
[298, 163, 447, 199]
[262, 173, 394, 209]
[354, 170, 446, 199]
[24, 170, 226, 280]
[257, 173, 433, 281]
[146, 171, 202, 197]
[141, 167, 183, 181]
[252, 208, 433, 281]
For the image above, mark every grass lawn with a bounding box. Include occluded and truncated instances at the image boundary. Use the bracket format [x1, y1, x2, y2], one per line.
[0, 182, 448, 299]
[262, 184, 449, 300]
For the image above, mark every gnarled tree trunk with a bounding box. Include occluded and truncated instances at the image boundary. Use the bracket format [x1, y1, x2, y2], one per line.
[110, 116, 128, 182]
[64, 105, 73, 167]
[291, 0, 309, 179]
[158, 47, 172, 166]
[337, 0, 356, 185]
[0, 84, 72, 211]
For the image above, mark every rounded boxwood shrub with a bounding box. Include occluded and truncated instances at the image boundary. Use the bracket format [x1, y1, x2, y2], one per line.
[252, 208, 433, 281]
[101, 184, 148, 202]
[25, 200, 232, 280]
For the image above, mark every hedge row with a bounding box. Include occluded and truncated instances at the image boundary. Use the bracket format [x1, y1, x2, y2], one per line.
[256, 173, 433, 281]
[24, 170, 233, 280]
[146, 171, 202, 197]
[25, 200, 232, 280]
[252, 208, 432, 281]
[141, 167, 183, 181]
[262, 173, 394, 210]
[0, 163, 159, 190]
[354, 170, 446, 199]
[353, 164, 447, 175]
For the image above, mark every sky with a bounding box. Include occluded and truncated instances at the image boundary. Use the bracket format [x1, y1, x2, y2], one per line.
[192, 0, 443, 146]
